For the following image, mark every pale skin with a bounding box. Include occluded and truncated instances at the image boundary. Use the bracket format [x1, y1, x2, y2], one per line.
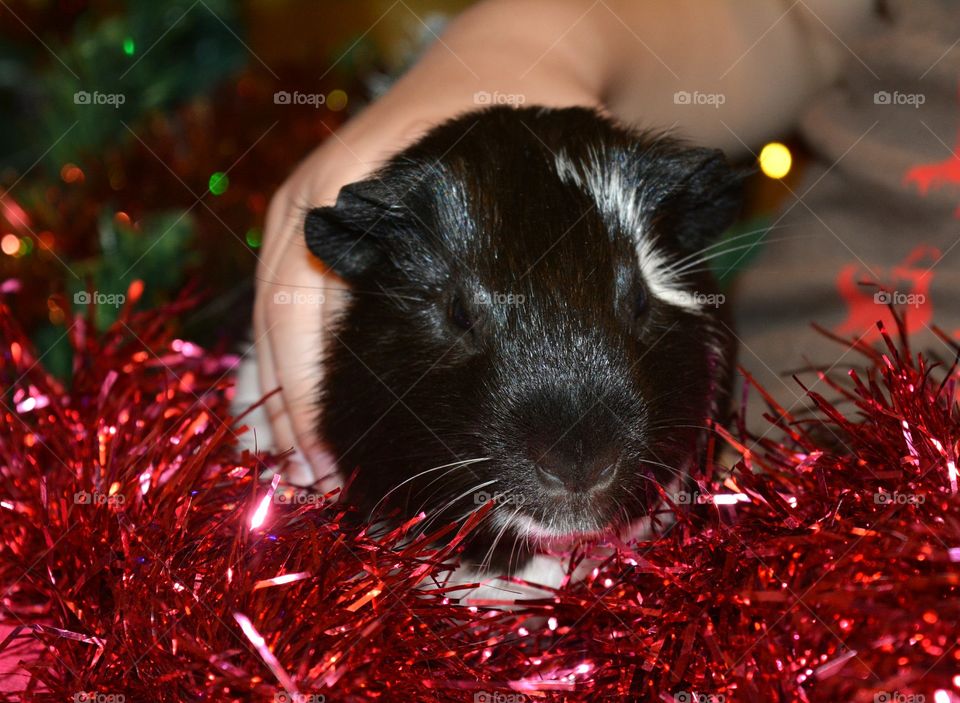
[251, 0, 873, 484]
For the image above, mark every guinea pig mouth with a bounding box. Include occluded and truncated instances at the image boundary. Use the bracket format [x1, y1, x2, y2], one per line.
[491, 503, 623, 544]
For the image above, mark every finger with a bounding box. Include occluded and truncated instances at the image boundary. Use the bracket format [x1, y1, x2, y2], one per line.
[264, 234, 345, 485]
[254, 193, 318, 485]
[252, 285, 307, 481]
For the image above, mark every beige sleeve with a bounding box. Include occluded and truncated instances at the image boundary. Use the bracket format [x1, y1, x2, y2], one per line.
[595, 0, 875, 154]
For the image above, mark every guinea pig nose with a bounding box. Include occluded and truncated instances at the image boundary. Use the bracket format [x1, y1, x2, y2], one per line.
[533, 448, 619, 493]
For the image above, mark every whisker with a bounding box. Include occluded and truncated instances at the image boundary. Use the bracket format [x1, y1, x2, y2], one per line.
[507, 528, 525, 577]
[370, 458, 490, 519]
[662, 223, 793, 270]
[477, 504, 523, 575]
[666, 235, 808, 276]
[414, 478, 499, 536]
[410, 460, 495, 517]
[645, 422, 716, 432]
[636, 458, 687, 481]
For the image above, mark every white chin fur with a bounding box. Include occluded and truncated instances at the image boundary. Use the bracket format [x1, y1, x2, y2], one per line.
[436, 477, 682, 605]
[491, 511, 611, 542]
[435, 510, 664, 607]
[440, 555, 572, 605]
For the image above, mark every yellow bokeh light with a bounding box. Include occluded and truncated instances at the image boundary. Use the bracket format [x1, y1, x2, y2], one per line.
[1, 234, 20, 256]
[759, 142, 792, 179]
[327, 89, 348, 112]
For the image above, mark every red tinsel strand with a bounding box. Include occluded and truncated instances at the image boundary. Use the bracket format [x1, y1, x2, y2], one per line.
[2, 291, 960, 702]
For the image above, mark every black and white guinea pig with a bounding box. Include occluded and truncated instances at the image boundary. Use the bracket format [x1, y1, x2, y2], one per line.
[283, 106, 742, 576]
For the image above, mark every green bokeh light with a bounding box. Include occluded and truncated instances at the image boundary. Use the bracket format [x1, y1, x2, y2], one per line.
[208, 171, 229, 196]
[245, 227, 262, 248]
[123, 37, 136, 56]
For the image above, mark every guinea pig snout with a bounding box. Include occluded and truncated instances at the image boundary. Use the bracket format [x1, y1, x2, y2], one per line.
[519, 394, 631, 496]
[502, 375, 641, 499]
[530, 442, 620, 494]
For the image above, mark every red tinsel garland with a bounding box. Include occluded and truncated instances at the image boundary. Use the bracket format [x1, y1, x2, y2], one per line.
[2, 287, 960, 703]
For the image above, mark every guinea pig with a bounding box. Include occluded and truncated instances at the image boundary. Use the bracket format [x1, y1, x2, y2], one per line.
[297, 105, 744, 579]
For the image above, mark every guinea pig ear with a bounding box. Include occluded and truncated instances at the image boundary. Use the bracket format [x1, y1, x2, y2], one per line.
[304, 178, 402, 281]
[653, 148, 747, 253]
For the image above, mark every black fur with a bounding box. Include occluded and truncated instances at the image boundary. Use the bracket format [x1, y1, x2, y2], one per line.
[305, 106, 742, 573]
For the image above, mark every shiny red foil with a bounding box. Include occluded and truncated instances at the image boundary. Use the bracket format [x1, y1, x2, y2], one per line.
[2, 294, 960, 703]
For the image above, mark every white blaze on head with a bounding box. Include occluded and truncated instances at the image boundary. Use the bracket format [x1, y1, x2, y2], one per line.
[554, 148, 703, 313]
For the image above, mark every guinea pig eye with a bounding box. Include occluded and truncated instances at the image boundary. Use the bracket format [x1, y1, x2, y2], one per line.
[448, 294, 474, 331]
